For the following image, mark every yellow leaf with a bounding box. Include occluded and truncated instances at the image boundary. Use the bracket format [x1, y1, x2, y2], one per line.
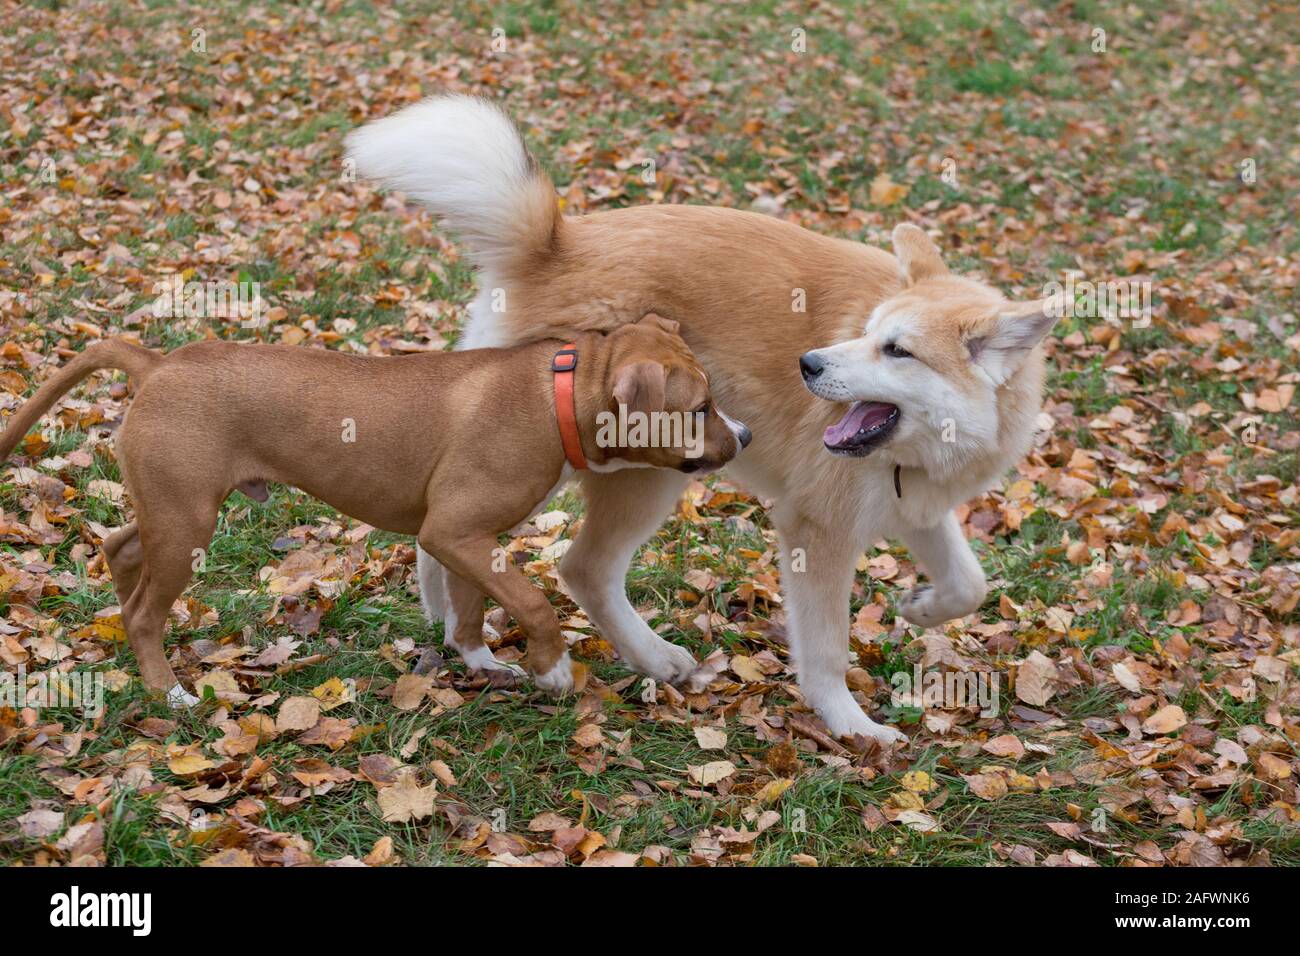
[889, 790, 926, 811]
[93, 615, 127, 643]
[753, 778, 794, 804]
[575, 830, 607, 859]
[195, 670, 240, 700]
[311, 676, 352, 711]
[1256, 752, 1292, 780]
[168, 753, 215, 776]
[902, 770, 936, 793]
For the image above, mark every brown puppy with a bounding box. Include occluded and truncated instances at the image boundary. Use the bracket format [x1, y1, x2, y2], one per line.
[0, 314, 748, 705]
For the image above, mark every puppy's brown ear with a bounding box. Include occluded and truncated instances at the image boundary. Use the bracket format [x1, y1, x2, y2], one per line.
[892, 223, 948, 285]
[638, 311, 680, 335]
[612, 360, 667, 415]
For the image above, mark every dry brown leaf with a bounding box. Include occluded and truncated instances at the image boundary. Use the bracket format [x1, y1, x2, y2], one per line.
[392, 673, 432, 711]
[377, 770, 437, 823]
[276, 696, 321, 733]
[1016, 651, 1059, 706]
[1141, 704, 1187, 736]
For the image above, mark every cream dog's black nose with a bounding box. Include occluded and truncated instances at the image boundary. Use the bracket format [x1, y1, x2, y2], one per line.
[737, 423, 752, 448]
[799, 352, 824, 381]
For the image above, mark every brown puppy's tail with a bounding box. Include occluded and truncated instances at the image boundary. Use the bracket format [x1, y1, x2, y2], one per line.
[0, 338, 160, 462]
[345, 94, 562, 273]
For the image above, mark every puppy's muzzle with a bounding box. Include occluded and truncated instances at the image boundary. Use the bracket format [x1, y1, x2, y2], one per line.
[720, 410, 752, 452]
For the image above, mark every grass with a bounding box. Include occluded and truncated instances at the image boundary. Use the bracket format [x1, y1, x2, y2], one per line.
[1, 0, 1297, 867]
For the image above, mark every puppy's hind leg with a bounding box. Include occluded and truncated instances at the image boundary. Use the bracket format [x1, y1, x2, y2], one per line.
[120, 504, 218, 707]
[896, 513, 988, 628]
[102, 522, 144, 608]
[560, 469, 697, 684]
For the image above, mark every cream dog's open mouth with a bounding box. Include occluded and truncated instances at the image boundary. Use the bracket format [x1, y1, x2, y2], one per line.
[823, 401, 900, 456]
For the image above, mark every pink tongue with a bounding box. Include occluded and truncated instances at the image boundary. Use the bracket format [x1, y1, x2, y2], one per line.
[824, 402, 895, 446]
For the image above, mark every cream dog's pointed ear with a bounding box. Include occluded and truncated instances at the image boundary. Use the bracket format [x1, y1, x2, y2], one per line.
[966, 297, 1064, 386]
[612, 360, 667, 415]
[892, 223, 948, 285]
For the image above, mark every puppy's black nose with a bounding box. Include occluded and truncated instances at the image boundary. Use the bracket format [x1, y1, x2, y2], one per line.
[737, 423, 753, 449]
[799, 352, 824, 381]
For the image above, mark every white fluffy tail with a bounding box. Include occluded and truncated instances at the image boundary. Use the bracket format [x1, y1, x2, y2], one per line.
[346, 95, 560, 271]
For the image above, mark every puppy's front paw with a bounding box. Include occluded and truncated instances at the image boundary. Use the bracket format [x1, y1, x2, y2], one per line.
[898, 584, 981, 629]
[533, 653, 575, 697]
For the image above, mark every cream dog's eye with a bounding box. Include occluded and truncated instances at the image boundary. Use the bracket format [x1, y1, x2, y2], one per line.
[694, 402, 709, 415]
[883, 342, 913, 359]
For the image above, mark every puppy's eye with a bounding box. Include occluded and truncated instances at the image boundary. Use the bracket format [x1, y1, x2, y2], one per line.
[694, 403, 709, 415]
[883, 342, 913, 359]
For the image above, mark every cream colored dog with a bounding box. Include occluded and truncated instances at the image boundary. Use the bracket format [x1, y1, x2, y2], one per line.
[348, 96, 1058, 743]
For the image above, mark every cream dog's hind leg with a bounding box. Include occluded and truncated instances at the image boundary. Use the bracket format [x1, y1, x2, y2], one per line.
[415, 551, 523, 681]
[415, 546, 446, 624]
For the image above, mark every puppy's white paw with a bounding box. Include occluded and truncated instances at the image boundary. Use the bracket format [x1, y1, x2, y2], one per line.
[533, 653, 575, 696]
[898, 584, 981, 629]
[166, 683, 201, 709]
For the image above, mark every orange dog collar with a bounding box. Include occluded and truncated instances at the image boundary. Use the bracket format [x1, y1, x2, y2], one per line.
[552, 344, 587, 470]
